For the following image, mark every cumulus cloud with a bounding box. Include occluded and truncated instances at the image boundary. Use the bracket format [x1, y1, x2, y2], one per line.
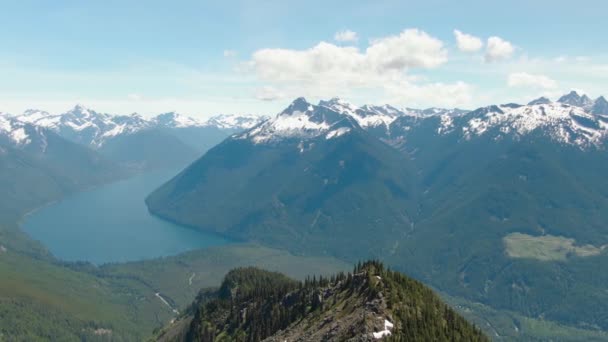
[507, 72, 558, 89]
[242, 29, 474, 107]
[485, 36, 515, 62]
[255, 86, 284, 101]
[453, 30, 483, 52]
[250, 29, 447, 83]
[334, 30, 358, 43]
[223, 50, 237, 58]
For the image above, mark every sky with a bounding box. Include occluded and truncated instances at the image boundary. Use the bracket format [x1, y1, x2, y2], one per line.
[0, 0, 607, 118]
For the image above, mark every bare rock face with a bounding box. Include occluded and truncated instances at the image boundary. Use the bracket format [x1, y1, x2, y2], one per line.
[265, 274, 394, 342]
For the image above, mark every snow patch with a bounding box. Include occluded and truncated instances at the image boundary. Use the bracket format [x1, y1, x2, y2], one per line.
[155, 293, 179, 315]
[10, 128, 30, 145]
[326, 127, 351, 139]
[373, 319, 394, 339]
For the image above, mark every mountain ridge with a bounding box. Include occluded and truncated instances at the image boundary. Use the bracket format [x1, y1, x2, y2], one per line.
[157, 261, 488, 342]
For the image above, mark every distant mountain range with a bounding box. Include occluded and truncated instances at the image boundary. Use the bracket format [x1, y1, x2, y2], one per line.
[0, 107, 267, 219]
[0, 115, 120, 221]
[147, 90, 608, 334]
[10, 105, 263, 147]
[0, 106, 267, 171]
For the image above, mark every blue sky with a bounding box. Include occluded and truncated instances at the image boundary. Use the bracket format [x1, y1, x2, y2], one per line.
[1, 0, 607, 118]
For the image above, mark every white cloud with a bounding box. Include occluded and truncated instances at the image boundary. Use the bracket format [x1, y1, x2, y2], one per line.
[223, 50, 237, 58]
[255, 86, 284, 101]
[334, 30, 358, 43]
[507, 72, 558, 89]
[242, 29, 474, 107]
[453, 30, 483, 53]
[485, 36, 515, 62]
[250, 28, 447, 83]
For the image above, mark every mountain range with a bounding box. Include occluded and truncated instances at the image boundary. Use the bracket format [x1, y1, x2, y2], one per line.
[0, 107, 266, 220]
[147, 90, 608, 335]
[1, 106, 267, 171]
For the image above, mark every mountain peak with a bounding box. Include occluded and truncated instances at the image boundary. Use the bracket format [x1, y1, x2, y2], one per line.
[23, 109, 50, 116]
[591, 96, 608, 115]
[204, 113, 267, 130]
[235, 98, 358, 144]
[152, 111, 203, 128]
[558, 91, 594, 107]
[157, 262, 489, 341]
[283, 97, 313, 114]
[319, 97, 347, 106]
[527, 97, 551, 106]
[318, 97, 359, 116]
[67, 104, 97, 118]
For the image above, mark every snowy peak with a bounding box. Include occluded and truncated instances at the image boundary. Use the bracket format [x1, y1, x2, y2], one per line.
[12, 105, 149, 147]
[203, 114, 266, 130]
[237, 98, 357, 144]
[318, 97, 359, 115]
[152, 112, 203, 128]
[9, 105, 265, 148]
[0, 115, 50, 150]
[319, 99, 402, 129]
[558, 91, 594, 108]
[238, 97, 472, 145]
[460, 102, 608, 148]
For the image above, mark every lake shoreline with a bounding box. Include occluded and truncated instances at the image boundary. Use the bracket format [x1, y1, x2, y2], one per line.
[21, 168, 233, 265]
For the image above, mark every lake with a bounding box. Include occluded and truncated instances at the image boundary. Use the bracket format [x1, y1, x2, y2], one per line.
[22, 169, 231, 265]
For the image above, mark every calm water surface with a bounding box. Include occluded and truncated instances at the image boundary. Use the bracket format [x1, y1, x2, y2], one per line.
[22, 169, 230, 265]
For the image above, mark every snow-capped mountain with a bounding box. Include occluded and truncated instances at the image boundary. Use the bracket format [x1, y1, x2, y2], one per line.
[237, 97, 470, 145]
[319, 98, 401, 130]
[0, 115, 29, 146]
[591, 96, 608, 115]
[237, 97, 357, 144]
[203, 114, 268, 131]
[151, 112, 204, 129]
[318, 97, 468, 129]
[557, 91, 594, 108]
[234, 92, 608, 150]
[459, 102, 608, 147]
[13, 105, 149, 147]
[441, 92, 608, 148]
[0, 114, 57, 154]
[9, 106, 267, 149]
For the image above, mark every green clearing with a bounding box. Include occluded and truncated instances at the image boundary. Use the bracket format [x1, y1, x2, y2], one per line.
[99, 243, 351, 310]
[503, 232, 606, 261]
[444, 293, 608, 341]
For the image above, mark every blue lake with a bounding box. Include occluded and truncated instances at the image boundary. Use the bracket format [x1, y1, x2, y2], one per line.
[22, 169, 231, 265]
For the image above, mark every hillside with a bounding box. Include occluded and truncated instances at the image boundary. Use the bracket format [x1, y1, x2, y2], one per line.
[0, 121, 123, 222]
[98, 128, 200, 170]
[147, 94, 608, 334]
[157, 261, 487, 342]
[146, 99, 418, 259]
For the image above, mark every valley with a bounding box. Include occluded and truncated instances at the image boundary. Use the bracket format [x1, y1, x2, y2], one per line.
[3, 5, 606, 341]
[2, 92, 608, 341]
